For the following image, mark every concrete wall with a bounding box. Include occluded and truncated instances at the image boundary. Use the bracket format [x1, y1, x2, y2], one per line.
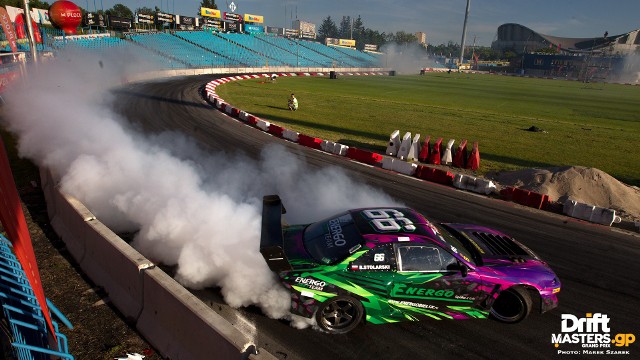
[40, 167, 276, 359]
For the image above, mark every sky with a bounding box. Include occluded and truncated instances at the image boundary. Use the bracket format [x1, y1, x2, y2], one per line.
[87, 0, 640, 46]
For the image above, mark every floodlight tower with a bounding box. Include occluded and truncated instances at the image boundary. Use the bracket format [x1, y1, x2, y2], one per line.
[458, 0, 471, 67]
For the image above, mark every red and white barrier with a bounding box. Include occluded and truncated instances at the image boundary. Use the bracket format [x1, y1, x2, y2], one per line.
[428, 138, 443, 165]
[466, 141, 480, 170]
[408, 134, 420, 162]
[283, 129, 299, 142]
[453, 174, 496, 195]
[256, 119, 270, 131]
[418, 136, 430, 162]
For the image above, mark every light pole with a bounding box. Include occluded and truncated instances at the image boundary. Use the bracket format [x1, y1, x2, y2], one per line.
[458, 0, 471, 67]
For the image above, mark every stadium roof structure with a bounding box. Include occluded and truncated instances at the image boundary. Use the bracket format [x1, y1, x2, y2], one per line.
[491, 23, 640, 55]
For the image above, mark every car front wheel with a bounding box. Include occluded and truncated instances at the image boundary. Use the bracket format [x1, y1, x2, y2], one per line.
[315, 296, 364, 334]
[490, 287, 533, 323]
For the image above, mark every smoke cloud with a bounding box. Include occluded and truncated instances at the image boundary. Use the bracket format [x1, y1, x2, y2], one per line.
[380, 42, 437, 74]
[3, 49, 399, 323]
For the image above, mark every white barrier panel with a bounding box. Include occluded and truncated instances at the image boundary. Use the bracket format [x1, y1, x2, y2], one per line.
[321, 140, 336, 153]
[407, 134, 420, 161]
[225, 106, 234, 115]
[396, 132, 412, 160]
[333, 144, 349, 156]
[50, 191, 92, 262]
[283, 129, 299, 142]
[256, 119, 270, 131]
[441, 139, 455, 165]
[239, 111, 248, 121]
[563, 200, 622, 226]
[453, 174, 496, 195]
[392, 160, 418, 176]
[386, 130, 400, 156]
[382, 156, 395, 170]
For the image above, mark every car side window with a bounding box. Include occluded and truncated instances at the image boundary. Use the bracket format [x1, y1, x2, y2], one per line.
[397, 245, 457, 272]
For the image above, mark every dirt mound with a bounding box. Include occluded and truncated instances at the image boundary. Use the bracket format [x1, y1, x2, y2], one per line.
[486, 166, 640, 221]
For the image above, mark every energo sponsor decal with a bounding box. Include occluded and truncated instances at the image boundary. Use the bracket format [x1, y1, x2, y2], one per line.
[295, 277, 326, 291]
[552, 313, 635, 356]
[391, 284, 454, 299]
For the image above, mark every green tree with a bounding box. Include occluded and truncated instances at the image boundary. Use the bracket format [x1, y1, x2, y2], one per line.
[199, 0, 217, 9]
[390, 31, 417, 45]
[106, 3, 133, 19]
[338, 15, 351, 39]
[0, 1, 50, 9]
[135, 7, 157, 15]
[317, 16, 338, 42]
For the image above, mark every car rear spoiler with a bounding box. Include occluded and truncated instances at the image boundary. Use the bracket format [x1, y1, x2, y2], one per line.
[260, 195, 293, 273]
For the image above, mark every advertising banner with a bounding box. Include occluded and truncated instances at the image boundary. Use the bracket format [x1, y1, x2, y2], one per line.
[224, 12, 242, 22]
[301, 31, 316, 40]
[0, 8, 17, 52]
[156, 12, 175, 25]
[243, 13, 263, 23]
[364, 44, 378, 51]
[136, 13, 154, 24]
[179, 16, 195, 26]
[284, 28, 299, 38]
[225, 20, 239, 32]
[339, 39, 356, 47]
[293, 20, 315, 33]
[85, 12, 106, 27]
[266, 26, 283, 35]
[325, 37, 339, 45]
[109, 15, 132, 30]
[201, 7, 221, 18]
[244, 24, 264, 34]
[203, 18, 223, 30]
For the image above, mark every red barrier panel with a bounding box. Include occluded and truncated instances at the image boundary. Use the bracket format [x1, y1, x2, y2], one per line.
[268, 124, 284, 137]
[346, 147, 383, 165]
[466, 141, 480, 170]
[298, 134, 323, 149]
[418, 136, 430, 162]
[415, 165, 454, 185]
[427, 138, 443, 165]
[452, 139, 468, 168]
[246, 115, 258, 126]
[500, 187, 551, 209]
[230, 108, 240, 117]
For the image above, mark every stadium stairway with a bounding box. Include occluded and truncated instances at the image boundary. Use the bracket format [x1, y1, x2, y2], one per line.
[171, 31, 235, 66]
[0, 234, 74, 359]
[254, 35, 327, 67]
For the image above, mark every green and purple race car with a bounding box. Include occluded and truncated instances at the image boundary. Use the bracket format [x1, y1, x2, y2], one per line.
[260, 195, 561, 334]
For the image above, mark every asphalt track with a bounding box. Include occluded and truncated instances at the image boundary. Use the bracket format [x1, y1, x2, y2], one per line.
[113, 75, 640, 360]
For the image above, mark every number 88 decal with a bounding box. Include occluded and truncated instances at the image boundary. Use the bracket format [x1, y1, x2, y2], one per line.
[363, 209, 416, 232]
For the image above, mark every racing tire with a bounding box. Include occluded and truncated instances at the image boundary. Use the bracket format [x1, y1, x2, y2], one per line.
[315, 296, 364, 334]
[490, 287, 532, 323]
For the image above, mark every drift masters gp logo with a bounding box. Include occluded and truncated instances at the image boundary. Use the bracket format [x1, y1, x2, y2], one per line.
[552, 313, 635, 356]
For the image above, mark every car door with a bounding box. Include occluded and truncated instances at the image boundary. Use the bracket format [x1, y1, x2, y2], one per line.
[389, 243, 487, 319]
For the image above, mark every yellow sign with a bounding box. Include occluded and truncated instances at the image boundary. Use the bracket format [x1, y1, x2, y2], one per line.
[338, 39, 356, 47]
[201, 7, 221, 18]
[244, 13, 263, 23]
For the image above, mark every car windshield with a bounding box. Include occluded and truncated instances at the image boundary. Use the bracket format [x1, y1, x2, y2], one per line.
[303, 212, 363, 265]
[432, 223, 478, 265]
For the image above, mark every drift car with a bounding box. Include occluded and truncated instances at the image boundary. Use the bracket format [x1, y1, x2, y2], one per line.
[260, 195, 561, 334]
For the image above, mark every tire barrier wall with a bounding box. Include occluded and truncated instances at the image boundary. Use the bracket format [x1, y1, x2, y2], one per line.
[40, 170, 276, 360]
[204, 75, 629, 228]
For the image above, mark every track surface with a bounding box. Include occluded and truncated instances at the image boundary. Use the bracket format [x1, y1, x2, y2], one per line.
[114, 75, 640, 360]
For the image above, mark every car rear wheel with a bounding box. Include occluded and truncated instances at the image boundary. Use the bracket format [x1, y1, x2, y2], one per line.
[490, 287, 532, 323]
[315, 296, 364, 334]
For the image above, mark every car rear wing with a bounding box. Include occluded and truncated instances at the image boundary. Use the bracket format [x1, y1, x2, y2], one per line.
[260, 195, 293, 273]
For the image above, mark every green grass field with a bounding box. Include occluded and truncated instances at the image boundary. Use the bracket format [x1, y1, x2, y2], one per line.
[216, 73, 640, 186]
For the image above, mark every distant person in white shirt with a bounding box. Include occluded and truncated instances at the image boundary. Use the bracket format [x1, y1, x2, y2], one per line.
[288, 93, 298, 111]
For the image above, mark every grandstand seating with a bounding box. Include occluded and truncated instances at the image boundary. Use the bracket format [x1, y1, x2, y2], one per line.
[0, 234, 74, 359]
[43, 30, 382, 70]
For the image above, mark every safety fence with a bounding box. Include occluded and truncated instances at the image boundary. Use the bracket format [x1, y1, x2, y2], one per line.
[0, 234, 74, 359]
